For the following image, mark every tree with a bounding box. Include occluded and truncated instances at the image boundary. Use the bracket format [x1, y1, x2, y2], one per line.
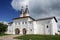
[0, 23, 8, 34]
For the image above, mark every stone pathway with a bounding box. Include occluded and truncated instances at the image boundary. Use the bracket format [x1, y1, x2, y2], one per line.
[0, 35, 21, 40]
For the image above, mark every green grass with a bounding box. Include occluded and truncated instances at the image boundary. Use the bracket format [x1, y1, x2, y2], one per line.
[0, 33, 11, 36]
[14, 34, 60, 40]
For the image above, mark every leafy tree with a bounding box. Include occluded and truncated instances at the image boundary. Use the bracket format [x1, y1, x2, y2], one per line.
[0, 23, 8, 34]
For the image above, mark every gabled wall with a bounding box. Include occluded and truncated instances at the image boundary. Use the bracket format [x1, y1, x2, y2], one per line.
[51, 18, 57, 35]
[33, 18, 57, 35]
[36, 19, 52, 35]
[7, 17, 34, 34]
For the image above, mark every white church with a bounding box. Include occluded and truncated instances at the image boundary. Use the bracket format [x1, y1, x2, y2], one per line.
[7, 6, 58, 35]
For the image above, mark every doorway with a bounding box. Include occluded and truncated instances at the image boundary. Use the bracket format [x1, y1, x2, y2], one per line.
[23, 28, 27, 35]
[15, 28, 20, 34]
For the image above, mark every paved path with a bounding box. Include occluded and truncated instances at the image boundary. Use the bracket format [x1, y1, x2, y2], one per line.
[0, 35, 21, 40]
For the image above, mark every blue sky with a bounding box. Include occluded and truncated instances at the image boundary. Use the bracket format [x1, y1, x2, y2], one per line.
[0, 0, 20, 22]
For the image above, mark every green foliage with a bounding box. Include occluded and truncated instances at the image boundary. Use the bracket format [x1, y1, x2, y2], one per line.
[14, 35, 60, 40]
[0, 23, 8, 34]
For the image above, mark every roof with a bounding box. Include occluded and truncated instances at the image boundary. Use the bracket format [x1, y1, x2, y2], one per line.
[13, 16, 57, 22]
[8, 22, 13, 24]
[36, 16, 58, 22]
[13, 16, 35, 21]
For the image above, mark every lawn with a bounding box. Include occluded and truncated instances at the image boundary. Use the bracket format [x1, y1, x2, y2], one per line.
[0, 33, 10, 36]
[14, 34, 60, 40]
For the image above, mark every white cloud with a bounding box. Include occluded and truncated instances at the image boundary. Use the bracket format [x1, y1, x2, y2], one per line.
[11, 0, 30, 10]
[11, 0, 60, 27]
[11, 0, 60, 18]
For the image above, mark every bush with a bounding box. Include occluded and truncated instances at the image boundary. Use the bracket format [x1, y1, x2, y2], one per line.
[0, 23, 8, 34]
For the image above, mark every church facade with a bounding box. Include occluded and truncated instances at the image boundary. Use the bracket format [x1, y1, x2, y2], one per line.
[7, 6, 58, 35]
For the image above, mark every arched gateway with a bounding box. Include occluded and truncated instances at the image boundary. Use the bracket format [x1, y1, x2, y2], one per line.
[23, 28, 27, 34]
[15, 28, 20, 34]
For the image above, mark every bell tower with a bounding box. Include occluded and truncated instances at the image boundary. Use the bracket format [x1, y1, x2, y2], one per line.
[20, 6, 24, 17]
[24, 5, 30, 16]
[20, 5, 30, 17]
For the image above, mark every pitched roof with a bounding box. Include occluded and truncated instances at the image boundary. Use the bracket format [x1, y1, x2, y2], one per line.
[8, 22, 13, 24]
[13, 16, 35, 21]
[36, 16, 58, 22]
[13, 16, 57, 22]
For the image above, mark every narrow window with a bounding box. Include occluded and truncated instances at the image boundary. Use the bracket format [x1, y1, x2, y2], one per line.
[29, 21, 32, 24]
[25, 22, 27, 24]
[30, 29, 32, 31]
[47, 25, 48, 28]
[18, 22, 20, 25]
[22, 22, 24, 24]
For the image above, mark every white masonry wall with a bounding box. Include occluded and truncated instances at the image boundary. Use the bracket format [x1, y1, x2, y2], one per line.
[13, 18, 28, 34]
[8, 17, 34, 34]
[37, 20, 51, 35]
[35, 19, 54, 35]
[33, 21, 38, 34]
[7, 24, 13, 34]
[7, 17, 57, 35]
[51, 18, 57, 35]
